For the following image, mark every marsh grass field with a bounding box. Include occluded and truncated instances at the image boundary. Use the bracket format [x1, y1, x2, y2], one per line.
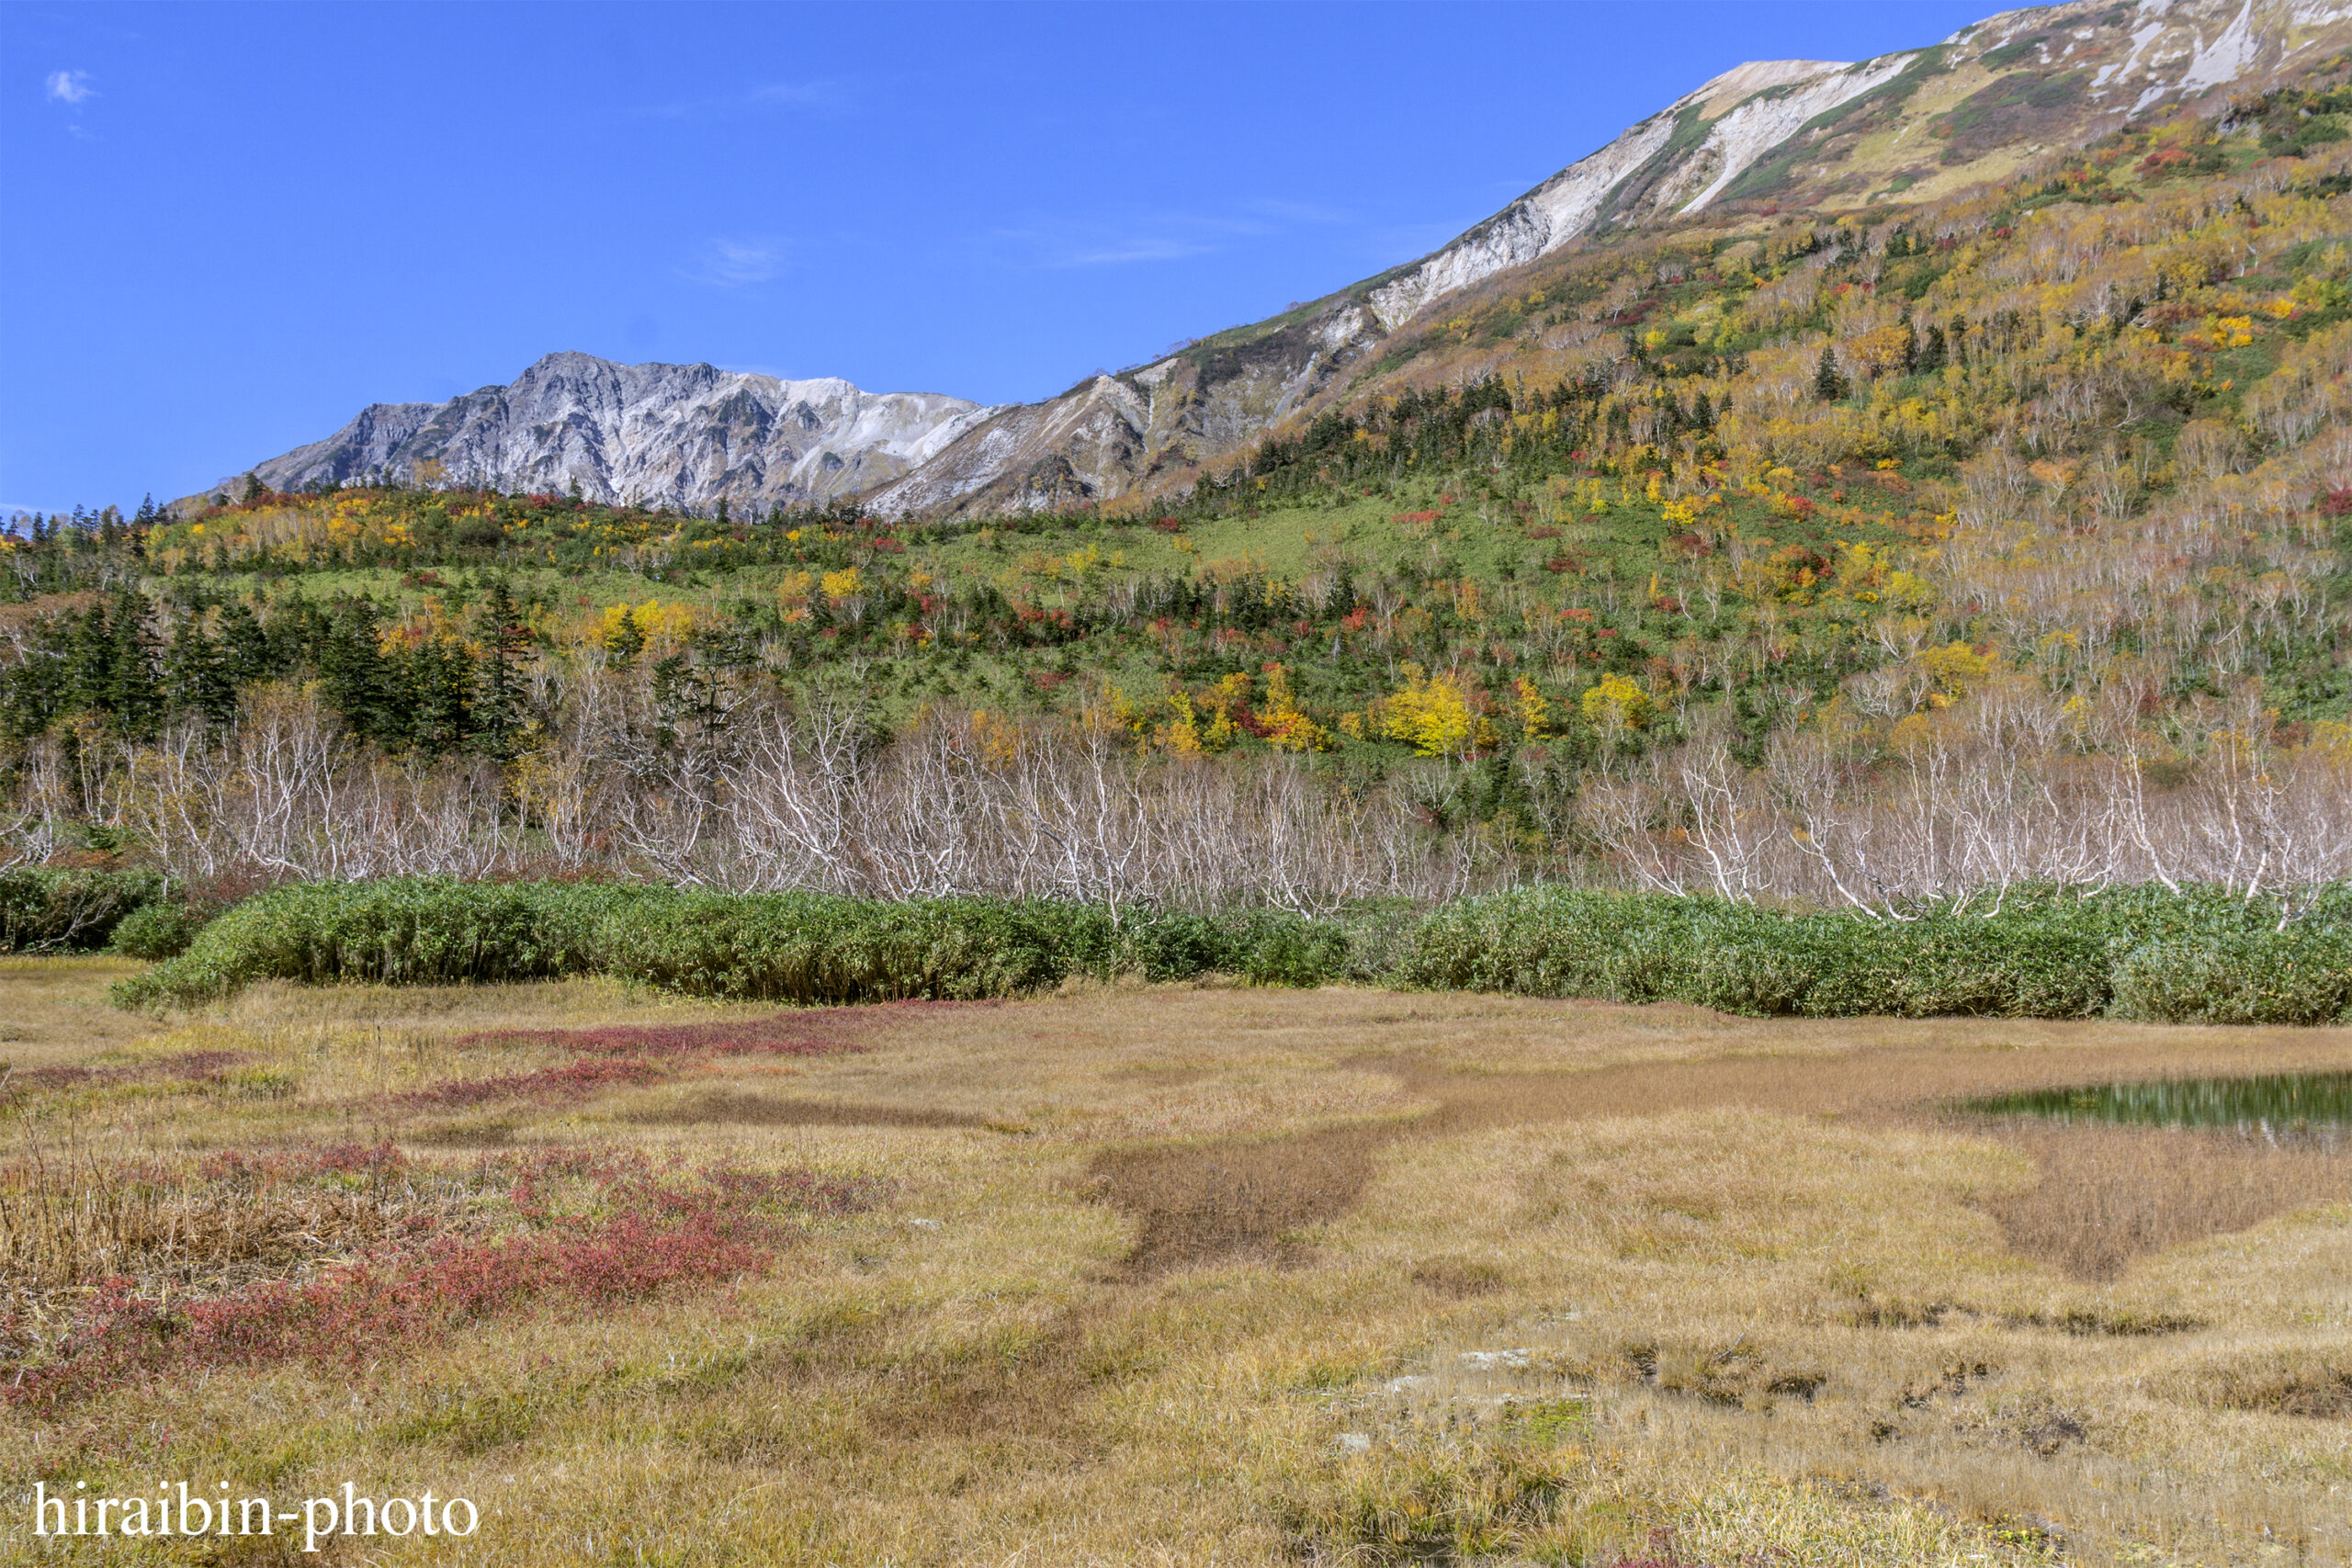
[6, 958, 2352, 1565]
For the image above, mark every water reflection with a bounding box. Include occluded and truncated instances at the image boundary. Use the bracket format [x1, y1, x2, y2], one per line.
[1968, 1071, 2352, 1147]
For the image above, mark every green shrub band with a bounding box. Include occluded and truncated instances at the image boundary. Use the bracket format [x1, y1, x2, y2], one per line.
[1401, 885, 2352, 1026]
[108, 882, 1340, 1010]
[107, 879, 2352, 1026]
[0, 867, 166, 953]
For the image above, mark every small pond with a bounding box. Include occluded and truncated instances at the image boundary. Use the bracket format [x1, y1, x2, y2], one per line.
[1969, 1070, 2352, 1142]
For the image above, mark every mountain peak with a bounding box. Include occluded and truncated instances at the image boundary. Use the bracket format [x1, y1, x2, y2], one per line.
[200, 354, 995, 511]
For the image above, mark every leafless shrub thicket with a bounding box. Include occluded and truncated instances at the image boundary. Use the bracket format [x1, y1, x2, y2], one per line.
[1575, 695, 2352, 911]
[10, 650, 2342, 919]
[6, 682, 1482, 915]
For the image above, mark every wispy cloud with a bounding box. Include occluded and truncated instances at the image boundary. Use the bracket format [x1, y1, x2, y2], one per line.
[45, 69, 95, 106]
[1055, 236, 1217, 268]
[743, 80, 842, 109]
[644, 78, 847, 120]
[683, 237, 789, 287]
[993, 199, 1369, 271]
[1249, 198, 1352, 226]
[996, 211, 1261, 270]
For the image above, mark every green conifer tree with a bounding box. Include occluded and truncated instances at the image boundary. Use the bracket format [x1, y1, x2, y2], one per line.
[103, 590, 162, 739]
[319, 598, 393, 745]
[163, 613, 237, 729]
[219, 601, 276, 683]
[469, 581, 532, 760]
[1814, 345, 1849, 402]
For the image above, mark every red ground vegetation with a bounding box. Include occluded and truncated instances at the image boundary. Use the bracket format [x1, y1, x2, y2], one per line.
[454, 1012, 869, 1060]
[4, 1145, 882, 1413]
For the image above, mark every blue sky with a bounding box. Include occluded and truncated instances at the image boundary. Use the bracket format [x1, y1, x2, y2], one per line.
[3, 1, 1991, 513]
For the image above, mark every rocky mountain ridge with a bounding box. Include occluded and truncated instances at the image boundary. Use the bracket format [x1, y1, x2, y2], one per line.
[202, 353, 996, 513]
[194, 0, 2352, 520]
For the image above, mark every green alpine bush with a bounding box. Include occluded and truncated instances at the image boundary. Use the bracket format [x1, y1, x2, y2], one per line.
[106, 876, 2352, 1026]
[0, 867, 166, 953]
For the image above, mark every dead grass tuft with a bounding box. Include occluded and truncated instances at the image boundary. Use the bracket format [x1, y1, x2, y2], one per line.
[0, 1140, 486, 1302]
[1090, 1126, 1396, 1276]
[1966, 1121, 2352, 1280]
[626, 1089, 984, 1129]
[1411, 1256, 1509, 1297]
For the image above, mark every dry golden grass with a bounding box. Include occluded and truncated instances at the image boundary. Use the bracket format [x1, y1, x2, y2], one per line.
[5, 975, 2352, 1564]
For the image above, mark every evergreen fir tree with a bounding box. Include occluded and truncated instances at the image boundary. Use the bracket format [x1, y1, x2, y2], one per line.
[603, 606, 646, 666]
[103, 590, 162, 739]
[405, 636, 475, 756]
[319, 598, 392, 744]
[162, 614, 237, 729]
[219, 601, 275, 683]
[469, 581, 532, 759]
[65, 601, 115, 717]
[1917, 325, 1949, 374]
[1814, 345, 1849, 401]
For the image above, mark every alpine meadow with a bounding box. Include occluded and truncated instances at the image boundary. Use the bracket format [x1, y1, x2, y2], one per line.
[9, 1, 2352, 1563]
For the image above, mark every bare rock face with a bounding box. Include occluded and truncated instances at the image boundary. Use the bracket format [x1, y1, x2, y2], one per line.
[1363, 0, 2352, 332]
[865, 302, 1384, 518]
[202, 352, 996, 513]
[205, 0, 2350, 521]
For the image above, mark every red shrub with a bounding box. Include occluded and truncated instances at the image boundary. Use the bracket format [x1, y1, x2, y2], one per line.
[5, 1050, 248, 1101]
[396, 1057, 669, 1109]
[5, 1064, 119, 1093]
[159, 1050, 245, 1080]
[457, 1013, 865, 1060]
[201, 1140, 410, 1183]
[5, 1156, 884, 1412]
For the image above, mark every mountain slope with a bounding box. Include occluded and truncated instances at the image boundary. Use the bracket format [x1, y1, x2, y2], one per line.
[1362, 0, 2352, 331]
[199, 0, 2352, 520]
[869, 0, 2351, 519]
[205, 352, 996, 512]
